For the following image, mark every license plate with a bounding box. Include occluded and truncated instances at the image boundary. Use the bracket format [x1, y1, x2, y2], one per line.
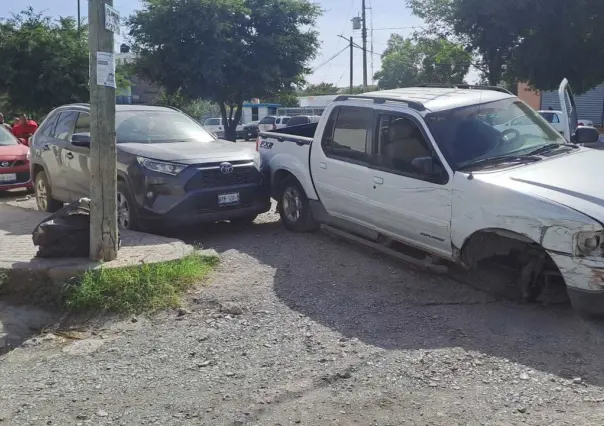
[218, 192, 240, 206]
[0, 173, 16, 183]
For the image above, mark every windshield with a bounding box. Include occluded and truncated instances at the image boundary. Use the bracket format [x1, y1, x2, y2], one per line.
[425, 99, 567, 170]
[259, 116, 275, 125]
[116, 110, 215, 144]
[204, 118, 221, 126]
[0, 127, 18, 146]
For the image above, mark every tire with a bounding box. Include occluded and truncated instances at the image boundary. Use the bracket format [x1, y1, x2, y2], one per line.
[34, 170, 63, 213]
[117, 181, 142, 231]
[231, 214, 258, 226]
[277, 176, 319, 233]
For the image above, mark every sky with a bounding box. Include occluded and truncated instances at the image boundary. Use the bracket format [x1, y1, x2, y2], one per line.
[4, 0, 474, 87]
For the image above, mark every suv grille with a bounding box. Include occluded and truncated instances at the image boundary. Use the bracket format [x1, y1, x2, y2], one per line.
[185, 166, 262, 191]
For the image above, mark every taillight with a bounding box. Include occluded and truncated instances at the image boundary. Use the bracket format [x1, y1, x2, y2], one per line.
[256, 137, 260, 151]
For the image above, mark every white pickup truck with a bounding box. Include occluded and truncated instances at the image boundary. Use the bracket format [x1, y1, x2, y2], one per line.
[258, 80, 604, 316]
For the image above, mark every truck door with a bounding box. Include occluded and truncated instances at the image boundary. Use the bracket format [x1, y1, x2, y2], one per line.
[558, 78, 578, 143]
[309, 105, 375, 227]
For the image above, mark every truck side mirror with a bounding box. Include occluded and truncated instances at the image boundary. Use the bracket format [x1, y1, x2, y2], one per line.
[574, 126, 600, 145]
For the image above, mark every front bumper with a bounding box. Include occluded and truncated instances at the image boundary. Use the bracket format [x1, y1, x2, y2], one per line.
[0, 161, 31, 191]
[549, 252, 604, 316]
[130, 163, 271, 226]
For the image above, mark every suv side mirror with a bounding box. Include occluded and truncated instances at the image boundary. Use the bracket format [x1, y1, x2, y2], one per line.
[574, 126, 600, 145]
[71, 133, 91, 147]
[412, 156, 448, 183]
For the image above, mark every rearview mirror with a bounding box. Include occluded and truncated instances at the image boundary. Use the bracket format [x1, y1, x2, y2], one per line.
[71, 133, 90, 147]
[574, 126, 600, 145]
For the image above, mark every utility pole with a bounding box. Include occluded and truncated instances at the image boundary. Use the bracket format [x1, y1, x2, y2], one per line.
[89, 0, 118, 261]
[361, 0, 368, 89]
[349, 36, 354, 94]
[77, 0, 81, 35]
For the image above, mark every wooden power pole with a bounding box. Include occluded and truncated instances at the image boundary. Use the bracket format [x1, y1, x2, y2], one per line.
[361, 0, 368, 89]
[88, 0, 118, 261]
[349, 37, 354, 94]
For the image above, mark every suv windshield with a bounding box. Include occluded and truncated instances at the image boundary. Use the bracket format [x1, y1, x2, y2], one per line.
[259, 116, 275, 125]
[425, 99, 567, 170]
[117, 110, 214, 143]
[204, 118, 221, 126]
[0, 127, 17, 146]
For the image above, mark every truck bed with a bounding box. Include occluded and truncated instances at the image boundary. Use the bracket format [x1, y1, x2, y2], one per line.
[258, 122, 317, 144]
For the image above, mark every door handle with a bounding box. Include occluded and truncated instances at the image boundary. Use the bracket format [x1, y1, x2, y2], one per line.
[373, 176, 384, 185]
[319, 162, 327, 169]
[66, 152, 74, 159]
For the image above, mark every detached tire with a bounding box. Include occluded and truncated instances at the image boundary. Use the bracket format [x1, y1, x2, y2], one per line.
[278, 176, 319, 233]
[34, 170, 63, 213]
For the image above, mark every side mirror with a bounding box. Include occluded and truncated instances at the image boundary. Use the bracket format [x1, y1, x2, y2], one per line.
[411, 156, 447, 183]
[574, 126, 600, 145]
[71, 133, 91, 147]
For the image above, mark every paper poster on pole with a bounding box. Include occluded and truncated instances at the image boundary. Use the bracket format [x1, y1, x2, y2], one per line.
[96, 52, 116, 88]
[104, 4, 121, 35]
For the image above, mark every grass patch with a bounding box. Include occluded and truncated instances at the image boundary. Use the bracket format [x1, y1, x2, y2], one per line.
[63, 253, 218, 314]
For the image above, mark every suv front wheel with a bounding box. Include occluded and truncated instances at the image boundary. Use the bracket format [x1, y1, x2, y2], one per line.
[34, 170, 63, 213]
[117, 181, 142, 231]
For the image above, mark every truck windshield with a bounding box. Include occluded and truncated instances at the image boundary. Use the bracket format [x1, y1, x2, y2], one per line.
[425, 99, 567, 170]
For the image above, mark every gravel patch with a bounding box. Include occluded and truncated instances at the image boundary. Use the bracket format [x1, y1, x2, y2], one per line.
[0, 200, 604, 424]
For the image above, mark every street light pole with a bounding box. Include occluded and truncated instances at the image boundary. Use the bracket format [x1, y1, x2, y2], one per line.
[361, 0, 368, 89]
[77, 0, 81, 35]
[89, 0, 118, 261]
[349, 36, 354, 94]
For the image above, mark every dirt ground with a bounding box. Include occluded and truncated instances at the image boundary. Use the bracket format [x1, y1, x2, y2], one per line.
[1, 191, 604, 425]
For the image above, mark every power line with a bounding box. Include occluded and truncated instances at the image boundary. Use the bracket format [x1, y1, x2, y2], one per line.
[372, 26, 426, 31]
[312, 46, 350, 72]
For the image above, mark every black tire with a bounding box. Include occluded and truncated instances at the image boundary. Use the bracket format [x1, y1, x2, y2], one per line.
[231, 214, 258, 226]
[245, 136, 250, 141]
[34, 170, 63, 213]
[277, 176, 319, 233]
[117, 181, 142, 231]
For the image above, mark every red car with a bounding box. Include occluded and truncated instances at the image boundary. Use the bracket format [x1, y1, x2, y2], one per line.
[0, 126, 32, 191]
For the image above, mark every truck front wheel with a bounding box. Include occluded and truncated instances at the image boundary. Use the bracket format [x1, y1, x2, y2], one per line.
[278, 177, 319, 233]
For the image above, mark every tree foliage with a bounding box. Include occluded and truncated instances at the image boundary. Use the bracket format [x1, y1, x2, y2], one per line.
[302, 82, 341, 96]
[0, 8, 89, 117]
[374, 35, 471, 89]
[407, 0, 604, 92]
[128, 0, 320, 140]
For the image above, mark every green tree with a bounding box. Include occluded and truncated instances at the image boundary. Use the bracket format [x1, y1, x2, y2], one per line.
[128, 0, 320, 141]
[302, 82, 341, 96]
[407, 0, 604, 92]
[265, 89, 301, 108]
[374, 35, 471, 89]
[0, 8, 89, 117]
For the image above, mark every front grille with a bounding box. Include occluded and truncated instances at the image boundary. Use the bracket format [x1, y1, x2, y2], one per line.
[185, 166, 262, 191]
[0, 160, 25, 168]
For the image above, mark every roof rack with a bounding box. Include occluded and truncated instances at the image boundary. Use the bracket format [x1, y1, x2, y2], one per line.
[334, 95, 426, 112]
[415, 83, 513, 95]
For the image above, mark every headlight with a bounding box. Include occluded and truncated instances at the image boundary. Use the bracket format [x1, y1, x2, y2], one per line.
[136, 157, 186, 176]
[576, 231, 604, 256]
[26, 149, 31, 161]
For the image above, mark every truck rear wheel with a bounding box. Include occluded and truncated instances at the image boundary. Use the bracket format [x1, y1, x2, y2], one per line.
[278, 176, 319, 233]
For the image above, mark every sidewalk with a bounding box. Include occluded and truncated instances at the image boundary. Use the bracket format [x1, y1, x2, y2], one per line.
[0, 202, 195, 303]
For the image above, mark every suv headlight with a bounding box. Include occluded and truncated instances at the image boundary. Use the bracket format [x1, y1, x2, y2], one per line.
[136, 157, 186, 176]
[575, 231, 604, 256]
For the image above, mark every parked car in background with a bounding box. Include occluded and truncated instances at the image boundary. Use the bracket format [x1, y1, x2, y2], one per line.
[0, 126, 31, 192]
[258, 116, 290, 133]
[539, 110, 595, 134]
[258, 80, 604, 317]
[285, 115, 321, 127]
[243, 121, 259, 141]
[578, 118, 594, 127]
[203, 118, 245, 139]
[30, 105, 270, 230]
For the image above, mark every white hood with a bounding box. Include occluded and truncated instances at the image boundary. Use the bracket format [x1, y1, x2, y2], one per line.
[482, 148, 604, 223]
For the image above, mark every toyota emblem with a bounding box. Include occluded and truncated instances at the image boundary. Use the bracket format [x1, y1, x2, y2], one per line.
[0, 161, 9, 168]
[220, 162, 233, 174]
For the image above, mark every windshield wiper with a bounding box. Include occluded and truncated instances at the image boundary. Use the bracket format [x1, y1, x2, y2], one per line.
[526, 143, 578, 156]
[458, 155, 541, 171]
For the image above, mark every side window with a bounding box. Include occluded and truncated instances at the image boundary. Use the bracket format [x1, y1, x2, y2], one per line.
[376, 114, 433, 177]
[323, 106, 372, 162]
[38, 113, 59, 137]
[552, 114, 560, 123]
[276, 118, 281, 125]
[74, 113, 90, 135]
[53, 111, 79, 141]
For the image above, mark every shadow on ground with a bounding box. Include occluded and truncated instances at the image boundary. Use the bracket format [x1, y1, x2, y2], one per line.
[169, 218, 604, 388]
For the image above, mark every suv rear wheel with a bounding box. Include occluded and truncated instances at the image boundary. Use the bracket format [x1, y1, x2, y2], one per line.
[34, 170, 63, 213]
[278, 176, 319, 232]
